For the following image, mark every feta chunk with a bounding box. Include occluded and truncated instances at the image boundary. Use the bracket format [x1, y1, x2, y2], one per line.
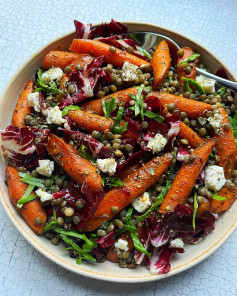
[35, 188, 52, 203]
[170, 238, 184, 249]
[196, 75, 215, 94]
[28, 92, 40, 112]
[41, 67, 64, 83]
[115, 239, 129, 251]
[205, 165, 226, 191]
[132, 192, 151, 213]
[96, 158, 117, 176]
[46, 106, 66, 125]
[147, 133, 167, 154]
[208, 113, 222, 131]
[36, 159, 54, 177]
[121, 62, 138, 82]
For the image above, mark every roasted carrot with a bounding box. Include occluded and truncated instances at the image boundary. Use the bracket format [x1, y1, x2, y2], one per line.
[151, 41, 171, 88]
[148, 92, 211, 119]
[177, 47, 198, 86]
[70, 39, 150, 68]
[178, 121, 204, 148]
[213, 108, 237, 178]
[42, 51, 81, 70]
[80, 87, 138, 115]
[83, 153, 173, 231]
[12, 79, 33, 127]
[116, 163, 142, 180]
[46, 133, 103, 192]
[107, 232, 133, 263]
[159, 139, 216, 214]
[5, 166, 46, 234]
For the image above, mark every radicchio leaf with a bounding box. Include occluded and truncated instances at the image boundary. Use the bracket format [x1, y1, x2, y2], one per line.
[134, 222, 150, 264]
[176, 141, 190, 162]
[97, 228, 116, 248]
[92, 245, 105, 260]
[74, 20, 91, 39]
[215, 67, 229, 80]
[88, 19, 127, 39]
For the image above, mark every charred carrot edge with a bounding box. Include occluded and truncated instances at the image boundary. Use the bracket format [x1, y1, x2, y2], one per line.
[159, 139, 216, 214]
[177, 47, 198, 86]
[12, 79, 34, 127]
[106, 232, 133, 263]
[46, 133, 103, 192]
[42, 51, 81, 70]
[214, 108, 237, 178]
[69, 39, 150, 68]
[178, 121, 204, 148]
[83, 153, 173, 231]
[5, 166, 46, 234]
[151, 41, 171, 89]
[80, 87, 138, 115]
[148, 92, 212, 119]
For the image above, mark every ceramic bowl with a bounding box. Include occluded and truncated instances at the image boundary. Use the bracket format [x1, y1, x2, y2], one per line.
[0, 22, 236, 283]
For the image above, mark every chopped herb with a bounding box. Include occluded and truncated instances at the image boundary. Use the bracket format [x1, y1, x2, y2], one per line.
[102, 97, 117, 119]
[192, 192, 198, 231]
[128, 84, 145, 120]
[42, 208, 57, 233]
[102, 177, 124, 187]
[229, 113, 237, 143]
[17, 184, 35, 209]
[35, 69, 61, 95]
[130, 33, 142, 45]
[144, 110, 164, 122]
[136, 46, 151, 60]
[62, 105, 80, 117]
[79, 145, 96, 163]
[214, 87, 226, 96]
[213, 192, 227, 201]
[181, 77, 205, 94]
[18, 172, 46, 188]
[112, 106, 128, 134]
[209, 152, 215, 159]
[178, 53, 200, 65]
[184, 80, 192, 93]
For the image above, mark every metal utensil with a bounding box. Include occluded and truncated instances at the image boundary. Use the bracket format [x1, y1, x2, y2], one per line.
[130, 32, 237, 93]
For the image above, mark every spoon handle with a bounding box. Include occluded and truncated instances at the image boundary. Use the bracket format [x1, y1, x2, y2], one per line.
[196, 68, 237, 93]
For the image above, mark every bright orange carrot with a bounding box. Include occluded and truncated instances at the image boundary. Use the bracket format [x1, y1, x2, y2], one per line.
[177, 47, 198, 86]
[148, 92, 212, 119]
[83, 153, 173, 231]
[12, 79, 33, 127]
[107, 232, 133, 263]
[70, 39, 150, 68]
[42, 51, 81, 70]
[46, 133, 103, 192]
[5, 166, 46, 234]
[80, 87, 138, 115]
[178, 121, 204, 148]
[159, 139, 216, 214]
[214, 108, 237, 178]
[151, 41, 171, 88]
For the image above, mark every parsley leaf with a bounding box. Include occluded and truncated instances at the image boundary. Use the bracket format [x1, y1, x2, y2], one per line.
[102, 97, 117, 119]
[214, 87, 226, 96]
[102, 177, 124, 187]
[35, 69, 61, 95]
[136, 46, 151, 60]
[178, 53, 200, 66]
[112, 106, 128, 134]
[128, 84, 145, 120]
[181, 77, 205, 94]
[144, 110, 164, 122]
[17, 184, 35, 209]
[213, 192, 227, 201]
[192, 192, 198, 231]
[79, 145, 96, 163]
[18, 172, 46, 188]
[62, 105, 80, 117]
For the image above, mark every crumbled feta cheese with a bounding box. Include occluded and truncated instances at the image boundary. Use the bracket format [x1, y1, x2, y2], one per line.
[147, 133, 167, 154]
[41, 67, 64, 83]
[121, 62, 138, 82]
[208, 113, 222, 131]
[46, 106, 66, 125]
[196, 75, 215, 93]
[115, 239, 129, 251]
[96, 158, 117, 176]
[170, 238, 184, 249]
[36, 159, 54, 177]
[28, 92, 40, 112]
[205, 165, 226, 191]
[35, 188, 52, 203]
[132, 192, 151, 213]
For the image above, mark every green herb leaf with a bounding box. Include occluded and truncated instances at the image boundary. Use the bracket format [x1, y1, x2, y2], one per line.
[144, 110, 164, 122]
[178, 53, 200, 65]
[103, 177, 124, 187]
[18, 172, 46, 188]
[128, 84, 145, 120]
[62, 105, 80, 117]
[213, 192, 227, 201]
[130, 33, 142, 45]
[112, 106, 128, 134]
[102, 97, 117, 119]
[209, 152, 215, 159]
[36, 69, 61, 95]
[214, 87, 226, 96]
[136, 46, 151, 60]
[181, 77, 205, 94]
[17, 184, 35, 209]
[79, 145, 96, 163]
[192, 192, 198, 231]
[184, 80, 192, 93]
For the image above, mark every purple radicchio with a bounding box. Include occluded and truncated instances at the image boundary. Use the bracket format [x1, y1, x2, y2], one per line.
[176, 140, 190, 162]
[0, 125, 50, 169]
[97, 228, 116, 248]
[134, 222, 150, 264]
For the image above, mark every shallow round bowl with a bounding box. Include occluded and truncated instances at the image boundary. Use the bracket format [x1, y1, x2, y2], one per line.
[0, 22, 236, 283]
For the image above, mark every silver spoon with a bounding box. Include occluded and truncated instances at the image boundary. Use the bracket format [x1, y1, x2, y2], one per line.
[130, 32, 237, 93]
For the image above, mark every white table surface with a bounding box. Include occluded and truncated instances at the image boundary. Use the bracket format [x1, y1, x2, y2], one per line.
[0, 0, 237, 295]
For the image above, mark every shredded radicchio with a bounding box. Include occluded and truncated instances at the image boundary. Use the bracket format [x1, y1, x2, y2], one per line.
[215, 67, 229, 80]
[176, 141, 190, 162]
[134, 222, 150, 264]
[97, 228, 116, 248]
[0, 125, 50, 169]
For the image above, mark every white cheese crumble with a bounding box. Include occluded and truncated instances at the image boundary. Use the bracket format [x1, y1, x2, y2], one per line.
[208, 113, 222, 131]
[205, 165, 226, 191]
[147, 133, 168, 154]
[46, 106, 66, 125]
[121, 62, 138, 82]
[170, 238, 184, 249]
[114, 239, 129, 251]
[41, 67, 64, 83]
[28, 92, 40, 112]
[36, 159, 54, 177]
[196, 75, 215, 94]
[132, 192, 151, 213]
[96, 158, 117, 176]
[35, 188, 52, 203]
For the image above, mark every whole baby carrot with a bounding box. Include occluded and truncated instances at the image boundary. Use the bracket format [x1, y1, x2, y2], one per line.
[69, 39, 150, 68]
[159, 139, 216, 214]
[12, 79, 34, 127]
[5, 166, 47, 234]
[42, 51, 81, 70]
[83, 153, 173, 231]
[178, 121, 204, 148]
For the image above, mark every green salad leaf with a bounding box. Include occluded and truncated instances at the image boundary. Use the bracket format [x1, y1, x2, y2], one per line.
[18, 172, 46, 188]
[112, 106, 128, 134]
[144, 110, 164, 122]
[102, 177, 124, 187]
[128, 84, 145, 120]
[79, 145, 96, 163]
[35, 69, 61, 95]
[17, 184, 35, 209]
[62, 105, 80, 117]
[192, 192, 198, 231]
[213, 192, 227, 201]
[214, 87, 226, 96]
[136, 46, 151, 60]
[229, 113, 237, 141]
[178, 53, 200, 65]
[181, 76, 205, 94]
[102, 97, 117, 119]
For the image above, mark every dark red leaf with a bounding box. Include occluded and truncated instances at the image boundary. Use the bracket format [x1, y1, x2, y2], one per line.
[97, 228, 116, 248]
